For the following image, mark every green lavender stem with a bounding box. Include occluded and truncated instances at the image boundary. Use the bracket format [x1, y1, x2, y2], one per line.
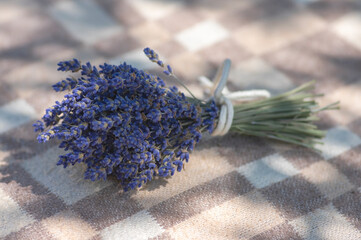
[230, 81, 339, 150]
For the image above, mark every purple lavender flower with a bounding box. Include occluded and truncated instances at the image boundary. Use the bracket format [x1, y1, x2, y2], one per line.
[144, 48, 170, 74]
[34, 49, 219, 191]
[163, 65, 173, 76]
[57, 58, 81, 72]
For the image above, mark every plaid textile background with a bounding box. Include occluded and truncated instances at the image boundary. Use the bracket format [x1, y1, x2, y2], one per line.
[1, 0, 361, 239]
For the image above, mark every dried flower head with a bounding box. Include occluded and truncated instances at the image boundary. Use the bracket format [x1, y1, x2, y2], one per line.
[34, 50, 218, 191]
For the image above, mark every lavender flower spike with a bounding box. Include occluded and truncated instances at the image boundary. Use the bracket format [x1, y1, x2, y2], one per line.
[34, 54, 218, 191]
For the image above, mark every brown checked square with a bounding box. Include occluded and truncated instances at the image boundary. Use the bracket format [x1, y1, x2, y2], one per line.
[94, 34, 140, 58]
[265, 30, 361, 93]
[282, 146, 323, 170]
[308, 0, 361, 21]
[333, 190, 361, 231]
[3, 222, 54, 240]
[0, 82, 17, 107]
[71, 184, 143, 231]
[261, 175, 328, 219]
[250, 222, 302, 240]
[149, 171, 253, 229]
[149, 232, 175, 240]
[348, 118, 361, 138]
[198, 133, 275, 167]
[331, 145, 361, 187]
[94, 0, 144, 28]
[219, 0, 297, 31]
[198, 39, 251, 66]
[0, 122, 58, 161]
[0, 164, 66, 220]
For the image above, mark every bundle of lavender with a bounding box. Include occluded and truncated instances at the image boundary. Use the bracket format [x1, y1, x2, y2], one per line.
[33, 48, 338, 191]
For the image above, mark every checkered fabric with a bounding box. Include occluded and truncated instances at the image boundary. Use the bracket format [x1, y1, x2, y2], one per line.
[0, 0, 361, 239]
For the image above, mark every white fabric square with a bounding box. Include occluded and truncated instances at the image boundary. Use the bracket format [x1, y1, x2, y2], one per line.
[0, 188, 34, 237]
[21, 147, 111, 205]
[127, 0, 182, 20]
[49, 0, 123, 45]
[290, 204, 361, 240]
[333, 12, 361, 51]
[229, 58, 295, 95]
[110, 48, 157, 70]
[101, 210, 164, 240]
[175, 20, 229, 51]
[238, 153, 299, 188]
[169, 191, 285, 240]
[0, 99, 36, 134]
[317, 127, 361, 160]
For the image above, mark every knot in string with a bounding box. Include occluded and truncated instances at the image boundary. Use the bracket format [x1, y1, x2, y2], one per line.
[199, 59, 271, 136]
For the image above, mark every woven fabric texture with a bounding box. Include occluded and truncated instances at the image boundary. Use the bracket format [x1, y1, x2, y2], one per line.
[0, 0, 361, 239]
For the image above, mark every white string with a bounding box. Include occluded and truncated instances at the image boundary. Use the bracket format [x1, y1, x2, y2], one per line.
[198, 59, 271, 136]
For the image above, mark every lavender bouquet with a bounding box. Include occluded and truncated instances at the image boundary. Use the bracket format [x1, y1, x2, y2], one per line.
[33, 48, 338, 191]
